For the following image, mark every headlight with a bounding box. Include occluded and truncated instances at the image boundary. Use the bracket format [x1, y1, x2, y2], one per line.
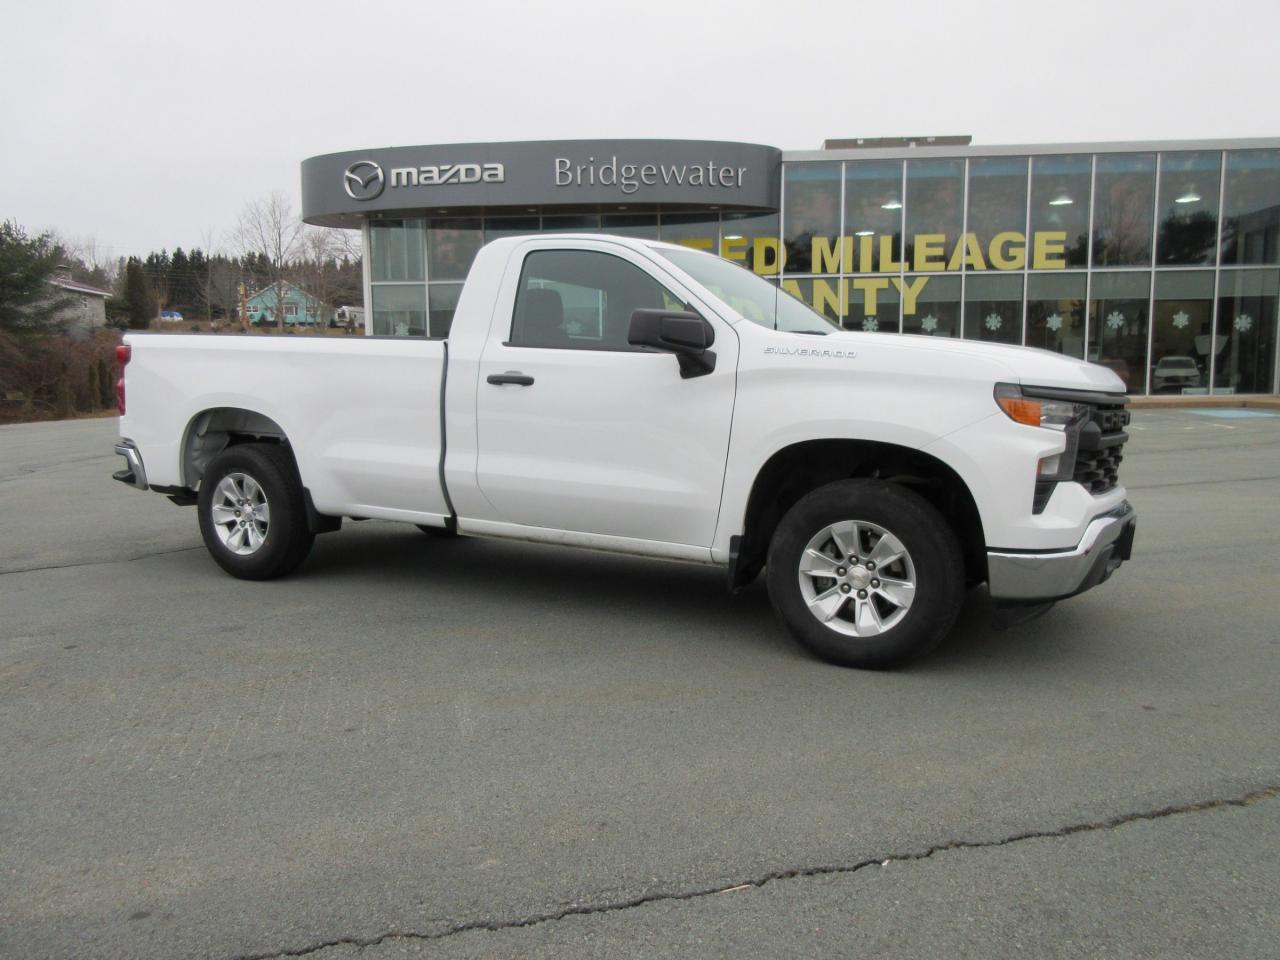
[994, 383, 1089, 485]
[993, 383, 1087, 430]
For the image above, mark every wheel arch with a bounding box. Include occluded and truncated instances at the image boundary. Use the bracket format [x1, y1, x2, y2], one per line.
[180, 407, 293, 491]
[731, 438, 987, 590]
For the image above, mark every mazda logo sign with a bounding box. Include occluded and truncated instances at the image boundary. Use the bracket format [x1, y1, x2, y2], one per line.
[343, 160, 385, 201]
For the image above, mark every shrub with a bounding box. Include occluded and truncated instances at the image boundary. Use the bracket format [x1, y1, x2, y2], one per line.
[0, 329, 121, 424]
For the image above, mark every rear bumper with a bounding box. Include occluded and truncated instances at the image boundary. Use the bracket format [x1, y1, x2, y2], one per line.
[987, 502, 1136, 604]
[113, 440, 148, 490]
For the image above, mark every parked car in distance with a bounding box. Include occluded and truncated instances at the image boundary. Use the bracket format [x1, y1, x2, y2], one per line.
[1152, 355, 1202, 392]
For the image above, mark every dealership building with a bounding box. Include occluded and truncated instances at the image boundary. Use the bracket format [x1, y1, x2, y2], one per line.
[301, 136, 1280, 396]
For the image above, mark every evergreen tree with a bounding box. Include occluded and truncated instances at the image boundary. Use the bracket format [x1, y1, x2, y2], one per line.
[0, 220, 75, 340]
[170, 247, 192, 314]
[123, 258, 154, 329]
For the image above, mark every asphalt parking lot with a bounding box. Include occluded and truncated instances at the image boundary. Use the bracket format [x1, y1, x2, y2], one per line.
[2, 410, 1278, 959]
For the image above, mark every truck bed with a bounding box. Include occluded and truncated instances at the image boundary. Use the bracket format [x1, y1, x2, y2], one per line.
[119, 334, 451, 523]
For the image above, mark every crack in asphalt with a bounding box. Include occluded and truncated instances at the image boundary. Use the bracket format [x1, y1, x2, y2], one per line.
[0, 545, 203, 577]
[231, 784, 1279, 960]
[1126, 473, 1280, 491]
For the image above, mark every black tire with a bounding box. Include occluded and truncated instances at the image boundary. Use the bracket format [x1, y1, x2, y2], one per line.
[197, 443, 315, 580]
[415, 524, 458, 539]
[766, 479, 964, 669]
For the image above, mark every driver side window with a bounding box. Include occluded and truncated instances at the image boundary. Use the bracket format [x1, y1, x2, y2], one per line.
[510, 249, 683, 350]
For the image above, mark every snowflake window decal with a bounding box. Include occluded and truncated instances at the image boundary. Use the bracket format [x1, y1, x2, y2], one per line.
[1234, 313, 1253, 333]
[1046, 313, 1063, 332]
[984, 312, 1002, 332]
[861, 317, 879, 332]
[920, 314, 938, 333]
[1106, 311, 1125, 331]
[1171, 311, 1190, 330]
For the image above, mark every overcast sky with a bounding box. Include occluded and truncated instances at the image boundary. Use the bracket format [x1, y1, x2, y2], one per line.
[3, 0, 1277, 261]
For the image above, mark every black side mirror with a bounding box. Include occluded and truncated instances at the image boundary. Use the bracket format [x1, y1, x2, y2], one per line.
[628, 309, 717, 378]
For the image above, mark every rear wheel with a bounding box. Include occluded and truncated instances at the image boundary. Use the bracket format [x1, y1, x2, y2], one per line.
[197, 443, 314, 580]
[766, 479, 964, 668]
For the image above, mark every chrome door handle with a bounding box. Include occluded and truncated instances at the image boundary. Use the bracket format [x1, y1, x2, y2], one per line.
[486, 372, 535, 386]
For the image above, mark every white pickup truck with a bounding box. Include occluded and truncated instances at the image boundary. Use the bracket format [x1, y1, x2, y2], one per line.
[113, 234, 1135, 668]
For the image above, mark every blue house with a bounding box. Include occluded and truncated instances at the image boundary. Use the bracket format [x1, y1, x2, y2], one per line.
[241, 282, 330, 326]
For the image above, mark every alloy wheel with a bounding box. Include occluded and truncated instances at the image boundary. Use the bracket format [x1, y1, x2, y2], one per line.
[209, 472, 271, 556]
[796, 520, 916, 637]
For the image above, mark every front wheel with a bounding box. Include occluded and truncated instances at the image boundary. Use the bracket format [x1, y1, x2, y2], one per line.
[197, 443, 315, 580]
[766, 479, 964, 669]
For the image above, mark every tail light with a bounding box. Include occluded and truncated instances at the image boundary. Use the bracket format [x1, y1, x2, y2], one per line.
[115, 343, 131, 415]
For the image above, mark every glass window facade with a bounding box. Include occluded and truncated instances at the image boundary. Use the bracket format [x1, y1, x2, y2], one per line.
[1156, 152, 1220, 266]
[965, 273, 1023, 345]
[1027, 273, 1086, 358]
[371, 284, 426, 337]
[659, 213, 719, 251]
[902, 274, 959, 338]
[767, 147, 1280, 394]
[720, 211, 779, 275]
[362, 145, 1280, 394]
[845, 278, 898, 332]
[782, 162, 841, 274]
[1151, 271, 1213, 393]
[1092, 154, 1155, 267]
[966, 157, 1029, 267]
[1030, 155, 1090, 267]
[367, 212, 741, 339]
[1089, 272, 1150, 394]
[904, 159, 964, 271]
[844, 160, 903, 272]
[369, 219, 425, 282]
[427, 219, 482, 280]
[1221, 150, 1280, 265]
[600, 214, 659, 239]
[1215, 270, 1278, 394]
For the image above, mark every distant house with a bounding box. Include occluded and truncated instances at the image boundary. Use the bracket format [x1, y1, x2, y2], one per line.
[47, 275, 112, 339]
[240, 282, 330, 326]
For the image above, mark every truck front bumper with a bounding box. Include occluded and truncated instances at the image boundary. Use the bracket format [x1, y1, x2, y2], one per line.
[986, 502, 1136, 604]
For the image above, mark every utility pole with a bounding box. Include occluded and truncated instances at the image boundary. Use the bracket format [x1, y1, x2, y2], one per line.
[238, 282, 249, 333]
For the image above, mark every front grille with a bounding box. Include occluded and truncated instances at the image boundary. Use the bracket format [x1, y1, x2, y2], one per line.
[1073, 401, 1129, 494]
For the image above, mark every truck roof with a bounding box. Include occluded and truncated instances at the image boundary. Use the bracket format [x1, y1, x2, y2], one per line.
[481, 233, 697, 256]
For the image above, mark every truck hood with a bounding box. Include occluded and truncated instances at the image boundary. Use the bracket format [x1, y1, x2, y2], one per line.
[818, 330, 1128, 394]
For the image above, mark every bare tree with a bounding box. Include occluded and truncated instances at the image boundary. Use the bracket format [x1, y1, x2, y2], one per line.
[194, 229, 245, 330]
[57, 233, 119, 288]
[148, 271, 170, 323]
[204, 258, 243, 330]
[236, 191, 302, 332]
[198, 227, 219, 323]
[331, 226, 361, 262]
[329, 229, 364, 319]
[294, 227, 343, 335]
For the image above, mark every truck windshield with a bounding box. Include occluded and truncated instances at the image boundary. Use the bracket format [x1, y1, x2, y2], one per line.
[656, 247, 837, 335]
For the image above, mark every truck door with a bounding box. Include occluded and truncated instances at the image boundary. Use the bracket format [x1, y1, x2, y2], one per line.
[473, 241, 738, 549]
